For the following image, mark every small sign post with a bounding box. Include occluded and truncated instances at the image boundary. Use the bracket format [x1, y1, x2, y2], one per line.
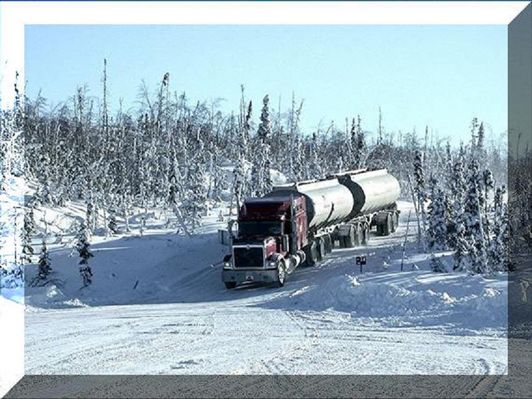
[356, 255, 367, 273]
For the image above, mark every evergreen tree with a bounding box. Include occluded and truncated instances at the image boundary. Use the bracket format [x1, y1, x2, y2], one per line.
[232, 157, 245, 213]
[251, 95, 274, 196]
[184, 161, 207, 234]
[447, 159, 467, 250]
[37, 240, 52, 280]
[257, 95, 272, 142]
[21, 201, 36, 265]
[464, 159, 488, 274]
[489, 186, 509, 272]
[413, 149, 428, 245]
[107, 205, 118, 235]
[354, 115, 365, 168]
[427, 176, 448, 250]
[481, 168, 495, 238]
[76, 220, 94, 286]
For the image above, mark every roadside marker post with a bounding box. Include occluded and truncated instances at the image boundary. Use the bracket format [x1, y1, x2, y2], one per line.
[356, 255, 367, 273]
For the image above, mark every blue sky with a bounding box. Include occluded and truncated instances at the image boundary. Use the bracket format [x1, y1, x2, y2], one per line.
[25, 25, 507, 144]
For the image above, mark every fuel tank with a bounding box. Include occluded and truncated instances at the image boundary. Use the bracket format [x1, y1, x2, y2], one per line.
[267, 178, 354, 231]
[266, 169, 400, 232]
[336, 169, 401, 217]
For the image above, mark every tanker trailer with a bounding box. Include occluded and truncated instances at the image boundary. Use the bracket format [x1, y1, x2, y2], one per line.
[335, 168, 401, 243]
[220, 169, 401, 289]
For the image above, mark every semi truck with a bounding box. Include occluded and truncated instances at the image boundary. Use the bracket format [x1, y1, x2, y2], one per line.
[220, 168, 401, 289]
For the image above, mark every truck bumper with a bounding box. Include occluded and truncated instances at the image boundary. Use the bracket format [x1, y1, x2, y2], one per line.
[222, 269, 279, 285]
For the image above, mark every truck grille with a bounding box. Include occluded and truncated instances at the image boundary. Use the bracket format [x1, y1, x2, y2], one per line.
[233, 247, 264, 268]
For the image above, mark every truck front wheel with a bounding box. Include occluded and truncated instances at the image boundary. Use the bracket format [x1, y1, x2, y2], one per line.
[225, 282, 237, 289]
[275, 261, 286, 287]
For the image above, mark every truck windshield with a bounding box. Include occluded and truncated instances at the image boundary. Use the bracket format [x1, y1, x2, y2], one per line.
[239, 221, 283, 236]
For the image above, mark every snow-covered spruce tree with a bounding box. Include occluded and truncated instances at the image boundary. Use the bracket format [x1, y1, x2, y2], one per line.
[237, 89, 252, 163]
[37, 239, 52, 281]
[481, 168, 495, 238]
[183, 161, 207, 234]
[489, 186, 509, 272]
[453, 221, 470, 272]
[107, 205, 118, 235]
[251, 95, 273, 196]
[85, 196, 95, 236]
[476, 121, 487, 162]
[354, 115, 365, 168]
[76, 220, 94, 287]
[257, 95, 272, 143]
[21, 201, 36, 265]
[444, 141, 453, 182]
[307, 132, 322, 179]
[250, 155, 263, 197]
[447, 159, 467, 250]
[427, 175, 448, 250]
[264, 157, 273, 194]
[412, 149, 428, 244]
[231, 157, 245, 213]
[464, 159, 488, 274]
[348, 118, 358, 169]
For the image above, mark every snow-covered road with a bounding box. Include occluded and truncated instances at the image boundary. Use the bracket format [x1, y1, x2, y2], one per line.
[24, 202, 509, 375]
[26, 301, 507, 375]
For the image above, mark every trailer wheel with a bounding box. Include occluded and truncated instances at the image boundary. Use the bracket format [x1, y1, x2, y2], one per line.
[323, 234, 333, 254]
[355, 225, 364, 245]
[381, 214, 392, 236]
[316, 237, 326, 261]
[224, 282, 237, 289]
[392, 212, 399, 232]
[362, 224, 370, 244]
[338, 236, 347, 248]
[344, 226, 356, 248]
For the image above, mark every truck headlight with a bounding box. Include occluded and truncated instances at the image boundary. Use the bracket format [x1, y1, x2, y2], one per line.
[223, 262, 232, 269]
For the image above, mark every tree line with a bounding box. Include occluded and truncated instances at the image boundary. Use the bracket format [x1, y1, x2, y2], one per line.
[0, 64, 522, 288]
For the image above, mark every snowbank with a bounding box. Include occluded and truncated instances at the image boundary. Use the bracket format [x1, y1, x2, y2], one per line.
[273, 271, 507, 333]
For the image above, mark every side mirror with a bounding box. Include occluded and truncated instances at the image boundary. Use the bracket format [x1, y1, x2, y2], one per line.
[281, 234, 290, 252]
[227, 220, 237, 239]
[218, 229, 231, 246]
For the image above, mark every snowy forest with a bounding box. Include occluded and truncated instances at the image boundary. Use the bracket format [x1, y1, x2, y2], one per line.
[0, 65, 530, 290]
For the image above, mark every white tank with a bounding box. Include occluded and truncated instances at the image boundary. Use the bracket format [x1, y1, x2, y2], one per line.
[269, 178, 354, 231]
[337, 169, 401, 216]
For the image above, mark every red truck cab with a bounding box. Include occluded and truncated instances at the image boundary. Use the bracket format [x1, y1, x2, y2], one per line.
[222, 195, 307, 288]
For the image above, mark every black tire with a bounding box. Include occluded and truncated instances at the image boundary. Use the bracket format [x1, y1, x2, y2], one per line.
[355, 225, 364, 245]
[344, 227, 356, 248]
[274, 261, 286, 287]
[392, 212, 399, 232]
[304, 243, 317, 267]
[323, 234, 333, 254]
[338, 236, 347, 248]
[362, 224, 370, 244]
[225, 282, 237, 289]
[316, 238, 325, 261]
[383, 214, 392, 236]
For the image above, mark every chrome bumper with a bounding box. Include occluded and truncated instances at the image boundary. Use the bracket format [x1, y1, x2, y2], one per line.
[222, 269, 279, 285]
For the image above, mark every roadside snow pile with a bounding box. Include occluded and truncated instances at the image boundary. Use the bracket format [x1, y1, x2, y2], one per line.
[274, 271, 507, 332]
[0, 175, 25, 301]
